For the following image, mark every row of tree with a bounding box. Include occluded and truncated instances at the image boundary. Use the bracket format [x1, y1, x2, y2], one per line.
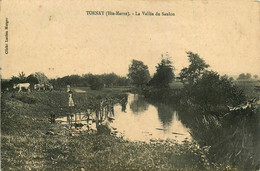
[10, 72, 49, 85]
[50, 73, 129, 90]
[1, 72, 130, 91]
[237, 73, 258, 80]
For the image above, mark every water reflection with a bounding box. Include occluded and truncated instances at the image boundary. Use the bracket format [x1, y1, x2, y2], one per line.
[119, 96, 127, 112]
[156, 103, 174, 128]
[112, 93, 191, 142]
[129, 94, 149, 114]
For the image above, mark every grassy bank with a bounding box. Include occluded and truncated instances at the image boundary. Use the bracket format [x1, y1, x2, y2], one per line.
[1, 89, 214, 170]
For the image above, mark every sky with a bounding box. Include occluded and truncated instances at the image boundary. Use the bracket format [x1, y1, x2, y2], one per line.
[1, 0, 259, 79]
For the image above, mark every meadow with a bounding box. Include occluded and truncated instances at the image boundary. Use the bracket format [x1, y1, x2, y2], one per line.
[1, 89, 211, 170]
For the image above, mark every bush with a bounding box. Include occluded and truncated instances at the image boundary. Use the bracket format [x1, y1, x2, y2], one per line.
[181, 71, 246, 112]
[142, 87, 181, 104]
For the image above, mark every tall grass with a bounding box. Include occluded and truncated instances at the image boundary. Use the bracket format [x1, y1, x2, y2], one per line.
[178, 107, 260, 171]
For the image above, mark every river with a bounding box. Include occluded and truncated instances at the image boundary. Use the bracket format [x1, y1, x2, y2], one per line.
[111, 93, 191, 142]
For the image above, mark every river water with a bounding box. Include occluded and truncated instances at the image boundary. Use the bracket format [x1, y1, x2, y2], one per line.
[56, 93, 191, 143]
[111, 93, 191, 142]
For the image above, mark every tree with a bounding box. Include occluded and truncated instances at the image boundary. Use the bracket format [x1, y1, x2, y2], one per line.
[179, 52, 209, 85]
[101, 73, 118, 87]
[10, 76, 21, 85]
[34, 72, 49, 84]
[67, 75, 84, 86]
[116, 76, 130, 86]
[237, 73, 252, 80]
[237, 73, 246, 80]
[149, 54, 175, 87]
[88, 75, 104, 90]
[26, 74, 39, 84]
[1, 79, 12, 91]
[18, 72, 26, 83]
[128, 60, 150, 87]
[253, 74, 258, 80]
[188, 71, 245, 107]
[246, 73, 252, 80]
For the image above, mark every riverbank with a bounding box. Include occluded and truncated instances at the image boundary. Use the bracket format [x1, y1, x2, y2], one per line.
[2, 89, 214, 170]
[143, 80, 260, 113]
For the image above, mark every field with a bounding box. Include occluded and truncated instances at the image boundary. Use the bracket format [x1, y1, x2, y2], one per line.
[233, 80, 260, 98]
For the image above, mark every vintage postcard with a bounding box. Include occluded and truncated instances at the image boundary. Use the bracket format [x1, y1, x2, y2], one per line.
[1, 0, 260, 170]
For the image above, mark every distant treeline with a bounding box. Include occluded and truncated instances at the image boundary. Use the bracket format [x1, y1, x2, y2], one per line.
[50, 73, 130, 89]
[237, 73, 258, 80]
[1, 72, 130, 91]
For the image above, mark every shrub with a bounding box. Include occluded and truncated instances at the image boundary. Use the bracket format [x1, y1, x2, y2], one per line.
[181, 71, 246, 112]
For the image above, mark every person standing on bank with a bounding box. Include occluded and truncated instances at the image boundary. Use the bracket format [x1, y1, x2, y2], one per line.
[68, 90, 75, 125]
[68, 90, 75, 107]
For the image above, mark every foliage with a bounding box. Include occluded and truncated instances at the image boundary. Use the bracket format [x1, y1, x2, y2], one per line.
[87, 74, 104, 90]
[34, 72, 49, 84]
[56, 74, 85, 87]
[1, 79, 12, 91]
[149, 54, 175, 87]
[177, 52, 246, 112]
[10, 76, 21, 84]
[100, 73, 118, 87]
[9, 72, 27, 85]
[179, 52, 209, 85]
[116, 76, 130, 86]
[143, 87, 181, 104]
[26, 74, 39, 84]
[18, 72, 26, 83]
[5, 71, 129, 92]
[128, 60, 150, 87]
[50, 73, 129, 88]
[182, 71, 246, 111]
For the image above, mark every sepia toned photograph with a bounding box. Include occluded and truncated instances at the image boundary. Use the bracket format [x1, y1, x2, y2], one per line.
[1, 0, 260, 170]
